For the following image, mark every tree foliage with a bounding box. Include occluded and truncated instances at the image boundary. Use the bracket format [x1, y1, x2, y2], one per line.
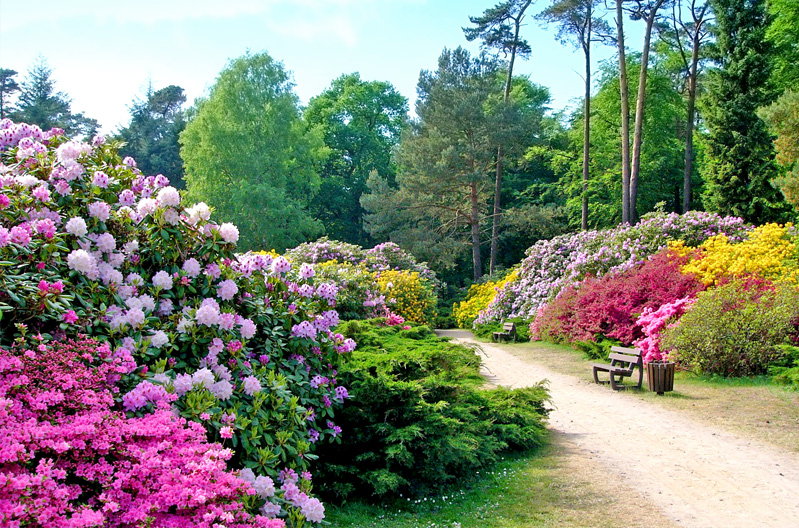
[304, 73, 407, 246]
[181, 52, 327, 252]
[759, 91, 799, 209]
[700, 0, 788, 223]
[0, 68, 20, 119]
[12, 57, 98, 138]
[117, 83, 188, 188]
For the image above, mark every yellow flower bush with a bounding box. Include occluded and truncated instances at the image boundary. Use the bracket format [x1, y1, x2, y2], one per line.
[670, 223, 799, 285]
[376, 270, 437, 326]
[452, 270, 518, 329]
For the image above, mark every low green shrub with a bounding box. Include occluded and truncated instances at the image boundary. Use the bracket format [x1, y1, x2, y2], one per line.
[770, 344, 799, 389]
[662, 279, 799, 376]
[474, 317, 531, 342]
[314, 321, 549, 501]
[572, 337, 621, 360]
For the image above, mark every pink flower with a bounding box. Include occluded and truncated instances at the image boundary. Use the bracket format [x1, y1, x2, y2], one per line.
[218, 223, 239, 244]
[32, 184, 51, 202]
[92, 171, 109, 188]
[88, 201, 111, 222]
[62, 309, 78, 323]
[217, 279, 238, 301]
[220, 426, 233, 439]
[9, 224, 31, 246]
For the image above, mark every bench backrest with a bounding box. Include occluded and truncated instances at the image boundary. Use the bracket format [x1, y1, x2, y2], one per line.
[503, 322, 516, 333]
[608, 346, 643, 373]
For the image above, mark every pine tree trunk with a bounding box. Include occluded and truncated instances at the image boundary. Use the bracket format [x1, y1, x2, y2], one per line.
[616, 0, 631, 224]
[630, 2, 664, 223]
[471, 181, 483, 281]
[683, 28, 701, 213]
[582, 16, 592, 231]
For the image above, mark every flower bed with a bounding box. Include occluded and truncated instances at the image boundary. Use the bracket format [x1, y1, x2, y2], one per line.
[0, 120, 352, 525]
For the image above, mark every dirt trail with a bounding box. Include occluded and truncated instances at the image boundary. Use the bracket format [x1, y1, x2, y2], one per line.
[438, 330, 799, 528]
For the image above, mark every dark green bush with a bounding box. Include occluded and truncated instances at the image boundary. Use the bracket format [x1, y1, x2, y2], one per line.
[315, 321, 549, 501]
[662, 280, 799, 376]
[770, 345, 799, 389]
[474, 317, 531, 342]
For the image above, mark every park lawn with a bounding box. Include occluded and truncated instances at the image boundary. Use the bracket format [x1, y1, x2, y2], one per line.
[326, 433, 676, 528]
[504, 340, 799, 453]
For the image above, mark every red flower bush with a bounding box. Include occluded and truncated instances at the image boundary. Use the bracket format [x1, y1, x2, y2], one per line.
[533, 250, 705, 345]
[0, 336, 282, 528]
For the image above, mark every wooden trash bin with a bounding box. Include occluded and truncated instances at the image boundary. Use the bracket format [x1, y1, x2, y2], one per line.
[646, 361, 675, 395]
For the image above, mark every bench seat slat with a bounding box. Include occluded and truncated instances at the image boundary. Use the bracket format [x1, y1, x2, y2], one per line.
[608, 352, 641, 364]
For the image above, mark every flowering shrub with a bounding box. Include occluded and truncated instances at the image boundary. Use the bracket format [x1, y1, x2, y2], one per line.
[0, 120, 352, 524]
[0, 336, 283, 528]
[670, 223, 799, 286]
[375, 270, 437, 326]
[284, 239, 440, 324]
[662, 279, 799, 376]
[531, 250, 705, 345]
[285, 237, 366, 266]
[477, 211, 750, 325]
[365, 241, 437, 284]
[633, 297, 695, 363]
[452, 270, 518, 329]
[312, 260, 386, 320]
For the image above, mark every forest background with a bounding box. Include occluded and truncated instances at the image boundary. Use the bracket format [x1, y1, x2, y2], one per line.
[2, 0, 798, 290]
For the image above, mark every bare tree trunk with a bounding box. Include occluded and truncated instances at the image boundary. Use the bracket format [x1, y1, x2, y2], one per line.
[683, 24, 701, 213]
[471, 181, 483, 281]
[582, 15, 592, 231]
[489, 8, 526, 276]
[630, 0, 665, 223]
[616, 0, 632, 224]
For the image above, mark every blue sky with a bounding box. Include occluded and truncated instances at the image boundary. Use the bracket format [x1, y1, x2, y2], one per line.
[0, 0, 640, 134]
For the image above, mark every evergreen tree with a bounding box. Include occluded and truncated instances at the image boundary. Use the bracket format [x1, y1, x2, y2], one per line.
[118, 83, 187, 188]
[701, 0, 788, 223]
[464, 0, 534, 274]
[0, 68, 20, 119]
[12, 57, 98, 137]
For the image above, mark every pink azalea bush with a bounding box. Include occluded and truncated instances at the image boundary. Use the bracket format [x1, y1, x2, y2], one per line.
[633, 297, 696, 363]
[531, 250, 704, 346]
[0, 335, 283, 528]
[0, 120, 352, 524]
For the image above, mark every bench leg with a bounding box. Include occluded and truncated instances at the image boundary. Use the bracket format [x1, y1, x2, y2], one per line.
[610, 373, 620, 390]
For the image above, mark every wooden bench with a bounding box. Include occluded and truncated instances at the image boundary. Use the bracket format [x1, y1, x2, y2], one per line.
[492, 322, 517, 343]
[591, 346, 643, 390]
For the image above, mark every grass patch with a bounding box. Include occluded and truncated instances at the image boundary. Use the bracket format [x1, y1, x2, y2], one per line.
[326, 433, 676, 528]
[504, 340, 799, 453]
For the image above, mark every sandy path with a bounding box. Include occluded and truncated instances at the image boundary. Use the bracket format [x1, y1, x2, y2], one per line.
[438, 330, 799, 528]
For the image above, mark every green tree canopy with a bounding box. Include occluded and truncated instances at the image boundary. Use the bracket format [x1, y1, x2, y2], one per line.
[304, 73, 407, 246]
[363, 47, 503, 280]
[766, 0, 799, 90]
[759, 91, 799, 210]
[180, 52, 327, 252]
[117, 83, 188, 188]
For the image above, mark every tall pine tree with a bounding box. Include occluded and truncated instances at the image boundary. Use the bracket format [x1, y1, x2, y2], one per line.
[701, 0, 788, 223]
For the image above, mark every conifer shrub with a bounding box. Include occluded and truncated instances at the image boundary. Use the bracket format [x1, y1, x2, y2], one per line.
[313, 321, 549, 501]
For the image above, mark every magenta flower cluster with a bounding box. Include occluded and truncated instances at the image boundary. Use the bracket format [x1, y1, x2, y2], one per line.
[0, 336, 284, 528]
